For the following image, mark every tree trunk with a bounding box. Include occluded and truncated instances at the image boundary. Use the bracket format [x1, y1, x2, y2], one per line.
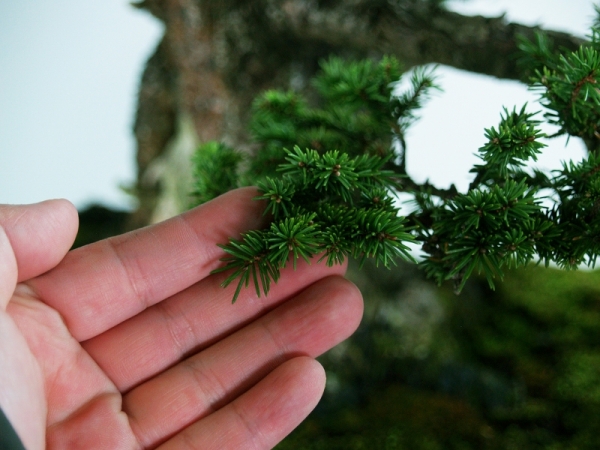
[127, 0, 584, 228]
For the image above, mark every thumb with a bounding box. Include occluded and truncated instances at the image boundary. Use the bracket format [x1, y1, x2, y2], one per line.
[0, 199, 79, 284]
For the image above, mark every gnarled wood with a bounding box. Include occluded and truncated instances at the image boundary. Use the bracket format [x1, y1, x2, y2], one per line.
[128, 0, 584, 227]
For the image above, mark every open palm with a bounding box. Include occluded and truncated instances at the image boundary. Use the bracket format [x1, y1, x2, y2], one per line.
[0, 188, 363, 449]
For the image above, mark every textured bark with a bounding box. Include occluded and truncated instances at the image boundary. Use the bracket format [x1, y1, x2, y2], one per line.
[130, 37, 177, 229]
[128, 0, 584, 227]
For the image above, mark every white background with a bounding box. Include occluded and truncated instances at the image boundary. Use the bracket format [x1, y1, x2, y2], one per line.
[0, 0, 596, 209]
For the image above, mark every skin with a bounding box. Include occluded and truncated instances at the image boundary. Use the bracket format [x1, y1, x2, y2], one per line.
[0, 187, 364, 449]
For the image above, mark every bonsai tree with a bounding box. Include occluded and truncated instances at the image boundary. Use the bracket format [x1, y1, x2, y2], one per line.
[189, 21, 600, 302]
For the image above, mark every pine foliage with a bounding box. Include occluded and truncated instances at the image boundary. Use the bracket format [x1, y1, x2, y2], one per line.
[191, 21, 600, 302]
[190, 142, 243, 206]
[212, 146, 415, 302]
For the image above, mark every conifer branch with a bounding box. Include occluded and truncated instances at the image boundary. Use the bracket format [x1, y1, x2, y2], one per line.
[214, 147, 415, 302]
[189, 26, 600, 301]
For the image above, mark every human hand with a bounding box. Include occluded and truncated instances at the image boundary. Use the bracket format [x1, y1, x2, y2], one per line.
[0, 187, 363, 449]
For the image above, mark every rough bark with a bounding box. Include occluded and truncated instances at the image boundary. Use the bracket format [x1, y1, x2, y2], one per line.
[130, 37, 177, 229]
[128, 0, 585, 227]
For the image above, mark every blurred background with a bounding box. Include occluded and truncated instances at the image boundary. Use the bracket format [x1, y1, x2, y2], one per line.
[3, 1, 600, 448]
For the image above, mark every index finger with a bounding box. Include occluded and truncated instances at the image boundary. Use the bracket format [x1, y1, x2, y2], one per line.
[26, 188, 267, 341]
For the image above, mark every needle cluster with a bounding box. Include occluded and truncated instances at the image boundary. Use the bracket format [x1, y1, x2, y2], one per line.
[212, 146, 415, 302]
